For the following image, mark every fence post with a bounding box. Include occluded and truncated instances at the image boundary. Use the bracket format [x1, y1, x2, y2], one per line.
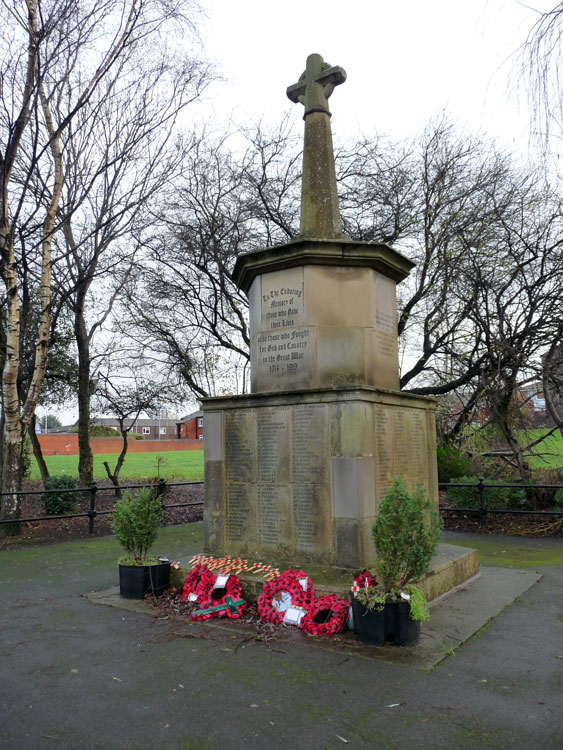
[478, 476, 486, 525]
[157, 478, 167, 510]
[88, 482, 98, 535]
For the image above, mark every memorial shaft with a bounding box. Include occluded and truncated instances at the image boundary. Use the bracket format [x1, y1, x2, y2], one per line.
[287, 53, 346, 239]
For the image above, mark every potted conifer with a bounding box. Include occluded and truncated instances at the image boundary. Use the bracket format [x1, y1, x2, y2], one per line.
[352, 476, 442, 646]
[110, 487, 170, 599]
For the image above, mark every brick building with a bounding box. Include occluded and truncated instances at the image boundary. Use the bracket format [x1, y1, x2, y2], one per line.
[176, 410, 204, 440]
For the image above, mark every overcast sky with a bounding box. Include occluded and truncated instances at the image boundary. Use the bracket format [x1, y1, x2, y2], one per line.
[51, 0, 552, 423]
[198, 0, 547, 150]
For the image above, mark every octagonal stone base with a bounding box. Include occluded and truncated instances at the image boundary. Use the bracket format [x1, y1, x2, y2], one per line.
[202, 386, 438, 571]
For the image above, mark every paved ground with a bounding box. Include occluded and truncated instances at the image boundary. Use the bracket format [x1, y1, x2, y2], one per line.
[0, 525, 561, 749]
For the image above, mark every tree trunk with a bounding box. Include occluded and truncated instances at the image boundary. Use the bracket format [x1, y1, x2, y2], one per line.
[75, 292, 93, 487]
[0, 440, 23, 536]
[103, 427, 129, 498]
[495, 390, 532, 482]
[28, 416, 50, 484]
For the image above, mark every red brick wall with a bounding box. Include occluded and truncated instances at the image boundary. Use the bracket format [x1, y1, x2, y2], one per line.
[38, 434, 203, 456]
[178, 417, 203, 440]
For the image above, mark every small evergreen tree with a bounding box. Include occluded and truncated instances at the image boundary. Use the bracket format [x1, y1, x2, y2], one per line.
[373, 477, 442, 594]
[110, 488, 163, 565]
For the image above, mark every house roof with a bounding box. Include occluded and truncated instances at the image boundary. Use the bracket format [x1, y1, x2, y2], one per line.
[177, 410, 203, 423]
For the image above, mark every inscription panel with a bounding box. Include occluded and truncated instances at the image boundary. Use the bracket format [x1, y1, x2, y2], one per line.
[256, 326, 314, 381]
[293, 484, 317, 551]
[374, 404, 430, 501]
[254, 267, 315, 390]
[261, 269, 305, 331]
[225, 483, 256, 544]
[410, 411, 426, 482]
[291, 404, 329, 484]
[257, 484, 291, 547]
[374, 271, 399, 362]
[293, 483, 330, 552]
[393, 411, 409, 477]
[375, 406, 393, 484]
[225, 410, 257, 483]
[257, 408, 290, 483]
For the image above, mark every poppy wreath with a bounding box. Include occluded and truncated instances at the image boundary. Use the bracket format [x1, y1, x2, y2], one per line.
[300, 595, 351, 636]
[191, 568, 244, 616]
[181, 564, 208, 602]
[257, 569, 315, 625]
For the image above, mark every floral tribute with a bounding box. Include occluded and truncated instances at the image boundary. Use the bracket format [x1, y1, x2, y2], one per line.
[257, 569, 314, 625]
[190, 595, 246, 621]
[300, 595, 350, 636]
[181, 563, 208, 602]
[257, 570, 350, 635]
[181, 564, 246, 620]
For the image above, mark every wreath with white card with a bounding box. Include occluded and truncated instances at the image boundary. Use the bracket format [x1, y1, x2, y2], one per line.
[256, 569, 314, 625]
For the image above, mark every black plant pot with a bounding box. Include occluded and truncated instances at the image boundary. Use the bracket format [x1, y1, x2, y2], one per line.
[351, 598, 386, 646]
[352, 599, 421, 646]
[386, 601, 421, 646]
[119, 561, 171, 599]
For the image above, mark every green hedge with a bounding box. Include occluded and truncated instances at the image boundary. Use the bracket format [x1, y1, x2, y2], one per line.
[43, 475, 81, 515]
[436, 444, 472, 483]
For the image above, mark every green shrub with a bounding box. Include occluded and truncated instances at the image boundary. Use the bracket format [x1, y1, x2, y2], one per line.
[436, 444, 472, 483]
[43, 475, 81, 515]
[110, 487, 163, 565]
[372, 477, 442, 593]
[446, 476, 526, 510]
[554, 487, 563, 508]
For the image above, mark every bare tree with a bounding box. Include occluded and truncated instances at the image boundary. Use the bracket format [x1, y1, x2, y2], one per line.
[51, 46, 210, 487]
[339, 119, 563, 477]
[542, 327, 563, 436]
[518, 2, 563, 151]
[93, 364, 186, 494]
[121, 121, 301, 399]
[0, 0, 209, 534]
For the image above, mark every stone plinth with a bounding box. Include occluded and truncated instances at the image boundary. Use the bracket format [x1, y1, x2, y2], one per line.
[233, 237, 414, 394]
[202, 386, 437, 571]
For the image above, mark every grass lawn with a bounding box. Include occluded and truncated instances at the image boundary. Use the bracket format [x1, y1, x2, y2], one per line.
[29, 450, 204, 483]
[524, 429, 563, 469]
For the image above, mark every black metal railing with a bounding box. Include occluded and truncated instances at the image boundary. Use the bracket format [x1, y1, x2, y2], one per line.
[3, 477, 562, 532]
[0, 479, 204, 534]
[439, 478, 563, 525]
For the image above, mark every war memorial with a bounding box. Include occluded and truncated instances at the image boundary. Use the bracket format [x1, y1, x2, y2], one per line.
[201, 54, 478, 596]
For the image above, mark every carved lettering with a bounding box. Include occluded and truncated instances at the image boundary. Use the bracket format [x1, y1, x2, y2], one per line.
[258, 485, 284, 545]
[225, 411, 256, 483]
[293, 484, 316, 550]
[225, 484, 251, 542]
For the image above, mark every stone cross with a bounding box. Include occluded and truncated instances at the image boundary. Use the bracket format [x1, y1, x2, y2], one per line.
[287, 53, 346, 239]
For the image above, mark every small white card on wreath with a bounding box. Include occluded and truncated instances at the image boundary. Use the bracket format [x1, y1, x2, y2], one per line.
[187, 593, 198, 602]
[283, 605, 307, 627]
[213, 574, 230, 589]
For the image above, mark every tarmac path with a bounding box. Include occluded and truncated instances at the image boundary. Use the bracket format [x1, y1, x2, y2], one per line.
[0, 526, 561, 749]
